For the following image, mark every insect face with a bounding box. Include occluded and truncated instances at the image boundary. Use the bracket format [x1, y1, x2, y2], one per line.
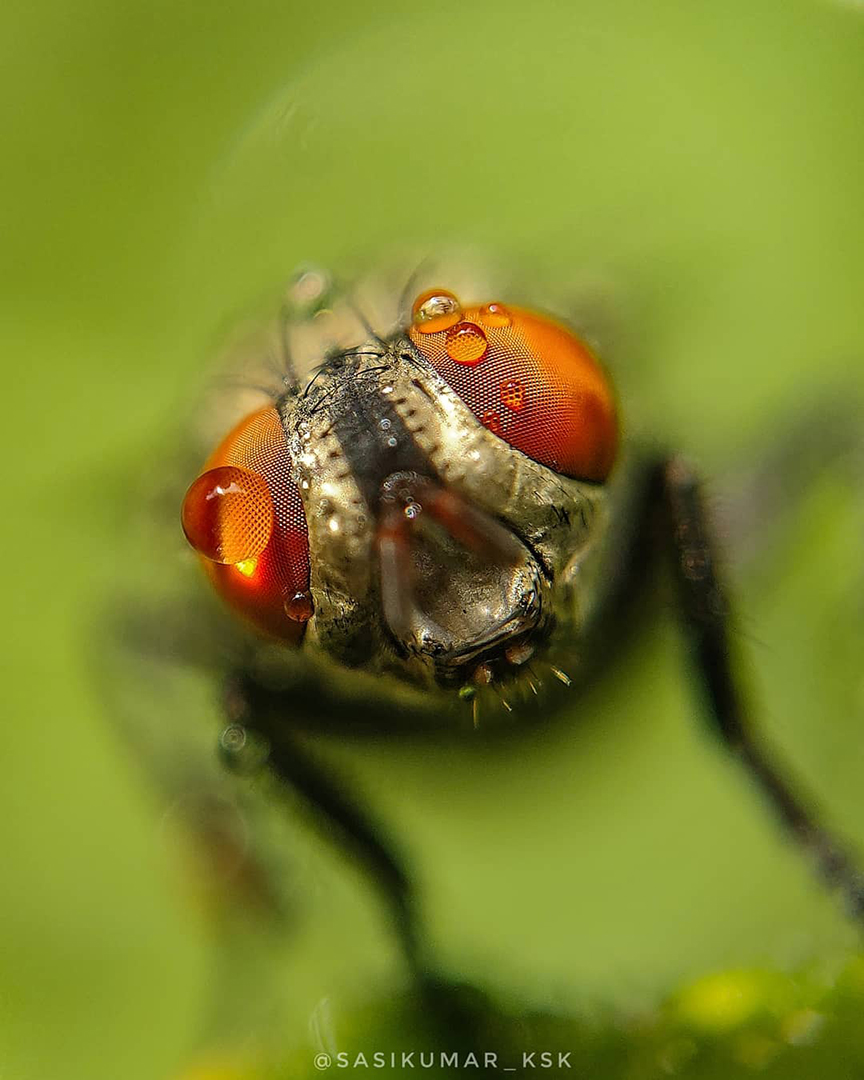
[182, 284, 619, 697]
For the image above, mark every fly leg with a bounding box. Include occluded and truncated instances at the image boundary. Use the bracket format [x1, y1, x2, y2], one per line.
[225, 669, 508, 1047]
[225, 670, 425, 975]
[660, 454, 864, 920]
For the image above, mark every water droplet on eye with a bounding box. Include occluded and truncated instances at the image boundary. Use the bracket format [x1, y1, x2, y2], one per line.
[481, 409, 502, 435]
[181, 465, 274, 564]
[404, 502, 422, 520]
[285, 590, 314, 622]
[412, 289, 462, 334]
[445, 321, 488, 365]
[479, 301, 511, 328]
[500, 379, 526, 412]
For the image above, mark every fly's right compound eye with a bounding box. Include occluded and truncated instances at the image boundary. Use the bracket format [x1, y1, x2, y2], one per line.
[181, 406, 312, 642]
[408, 288, 619, 482]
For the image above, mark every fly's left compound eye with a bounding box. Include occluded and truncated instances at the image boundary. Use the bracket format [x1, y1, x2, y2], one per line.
[181, 406, 311, 642]
[408, 290, 619, 481]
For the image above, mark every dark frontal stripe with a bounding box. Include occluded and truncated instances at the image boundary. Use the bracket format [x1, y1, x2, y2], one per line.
[323, 360, 433, 510]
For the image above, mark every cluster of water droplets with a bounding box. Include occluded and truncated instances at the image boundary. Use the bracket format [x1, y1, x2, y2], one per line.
[410, 289, 527, 437]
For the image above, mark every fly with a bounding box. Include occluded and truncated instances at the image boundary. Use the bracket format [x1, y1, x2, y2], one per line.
[173, 264, 864, 979]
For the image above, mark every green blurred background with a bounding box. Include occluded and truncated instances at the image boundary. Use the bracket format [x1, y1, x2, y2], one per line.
[3, 1, 864, 1077]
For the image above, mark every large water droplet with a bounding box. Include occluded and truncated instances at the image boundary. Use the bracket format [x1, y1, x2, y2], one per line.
[181, 466, 274, 564]
[411, 289, 461, 334]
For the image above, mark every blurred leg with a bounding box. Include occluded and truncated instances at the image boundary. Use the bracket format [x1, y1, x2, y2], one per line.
[660, 454, 864, 919]
[226, 671, 425, 973]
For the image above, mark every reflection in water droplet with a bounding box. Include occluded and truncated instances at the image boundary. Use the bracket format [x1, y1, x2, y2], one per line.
[445, 321, 488, 365]
[500, 378, 526, 412]
[404, 502, 422, 520]
[412, 288, 461, 334]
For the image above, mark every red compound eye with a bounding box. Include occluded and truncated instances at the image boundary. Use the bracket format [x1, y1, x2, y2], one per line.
[408, 292, 618, 481]
[181, 406, 311, 643]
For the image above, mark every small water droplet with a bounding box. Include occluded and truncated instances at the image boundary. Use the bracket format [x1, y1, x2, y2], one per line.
[412, 288, 462, 334]
[381, 385, 394, 394]
[481, 409, 502, 435]
[220, 724, 247, 753]
[445, 321, 488, 365]
[473, 663, 494, 686]
[500, 378, 526, 412]
[479, 301, 511, 327]
[505, 641, 534, 666]
[289, 268, 330, 307]
[379, 418, 391, 430]
[404, 502, 422, 520]
[387, 436, 398, 448]
[285, 591, 314, 622]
